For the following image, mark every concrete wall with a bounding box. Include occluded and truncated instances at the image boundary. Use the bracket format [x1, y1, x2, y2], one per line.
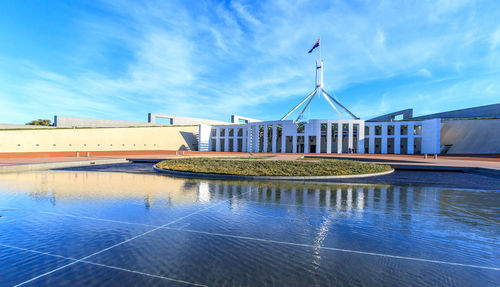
[0, 123, 54, 129]
[54, 116, 159, 128]
[441, 119, 500, 154]
[413, 103, 500, 120]
[368, 109, 413, 121]
[0, 126, 198, 153]
[148, 113, 231, 125]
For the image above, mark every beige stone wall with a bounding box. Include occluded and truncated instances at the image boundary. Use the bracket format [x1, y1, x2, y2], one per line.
[0, 126, 198, 153]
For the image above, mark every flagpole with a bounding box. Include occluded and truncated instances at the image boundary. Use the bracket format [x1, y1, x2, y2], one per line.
[318, 36, 321, 63]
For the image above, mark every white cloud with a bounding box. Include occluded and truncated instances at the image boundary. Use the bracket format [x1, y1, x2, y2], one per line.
[417, 68, 432, 78]
[491, 27, 500, 50]
[0, 0, 499, 123]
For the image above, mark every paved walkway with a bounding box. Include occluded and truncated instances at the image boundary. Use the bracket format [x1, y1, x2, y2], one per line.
[0, 151, 499, 175]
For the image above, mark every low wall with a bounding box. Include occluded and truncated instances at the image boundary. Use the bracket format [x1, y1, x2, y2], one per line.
[441, 119, 500, 154]
[0, 126, 198, 153]
[54, 116, 160, 128]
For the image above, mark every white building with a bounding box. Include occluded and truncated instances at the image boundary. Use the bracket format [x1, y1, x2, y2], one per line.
[198, 48, 441, 155]
[198, 118, 440, 155]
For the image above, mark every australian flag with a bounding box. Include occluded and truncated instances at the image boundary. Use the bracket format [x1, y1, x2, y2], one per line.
[308, 39, 319, 53]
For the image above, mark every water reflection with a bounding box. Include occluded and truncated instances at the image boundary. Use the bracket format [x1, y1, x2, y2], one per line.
[0, 171, 498, 286]
[0, 171, 497, 224]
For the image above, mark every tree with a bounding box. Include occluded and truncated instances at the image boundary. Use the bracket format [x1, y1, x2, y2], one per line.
[26, 119, 52, 126]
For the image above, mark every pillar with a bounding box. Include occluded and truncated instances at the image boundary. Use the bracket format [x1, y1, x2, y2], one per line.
[304, 133, 309, 153]
[407, 123, 414, 154]
[272, 124, 277, 153]
[394, 123, 401, 154]
[281, 128, 286, 153]
[215, 128, 221, 152]
[357, 121, 365, 154]
[246, 126, 252, 152]
[337, 122, 342, 154]
[348, 122, 354, 152]
[224, 127, 229, 152]
[233, 128, 238, 152]
[326, 122, 332, 153]
[253, 125, 259, 152]
[381, 124, 387, 154]
[316, 123, 321, 154]
[263, 124, 268, 153]
[292, 135, 297, 153]
[368, 125, 375, 154]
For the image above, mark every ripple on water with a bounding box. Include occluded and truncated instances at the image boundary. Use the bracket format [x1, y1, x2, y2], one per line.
[0, 171, 498, 286]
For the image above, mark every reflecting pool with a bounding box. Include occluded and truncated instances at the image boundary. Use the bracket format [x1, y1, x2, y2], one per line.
[0, 171, 498, 286]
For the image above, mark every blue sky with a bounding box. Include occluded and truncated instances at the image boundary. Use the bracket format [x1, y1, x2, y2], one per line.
[0, 0, 499, 124]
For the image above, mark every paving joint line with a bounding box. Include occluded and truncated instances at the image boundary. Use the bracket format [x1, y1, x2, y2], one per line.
[159, 227, 500, 272]
[13, 191, 247, 287]
[0, 243, 206, 286]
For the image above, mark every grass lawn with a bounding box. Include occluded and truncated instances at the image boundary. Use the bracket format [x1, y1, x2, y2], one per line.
[156, 158, 392, 176]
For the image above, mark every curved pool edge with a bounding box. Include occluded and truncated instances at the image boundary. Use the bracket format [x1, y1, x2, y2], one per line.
[152, 165, 395, 181]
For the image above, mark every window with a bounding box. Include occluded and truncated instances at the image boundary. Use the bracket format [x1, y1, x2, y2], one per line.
[414, 125, 422, 135]
[375, 126, 382, 135]
[229, 128, 234, 136]
[296, 122, 305, 133]
[365, 126, 370, 135]
[237, 128, 243, 137]
[220, 129, 225, 137]
[400, 125, 408, 135]
[387, 125, 394, 136]
[321, 123, 327, 134]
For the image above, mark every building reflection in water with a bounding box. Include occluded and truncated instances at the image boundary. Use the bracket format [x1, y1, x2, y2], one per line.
[0, 171, 466, 218]
[0, 170, 497, 273]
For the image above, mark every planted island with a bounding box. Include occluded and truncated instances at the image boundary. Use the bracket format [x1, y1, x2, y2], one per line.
[155, 157, 392, 177]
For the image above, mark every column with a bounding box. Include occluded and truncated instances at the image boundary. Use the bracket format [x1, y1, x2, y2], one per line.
[369, 125, 375, 154]
[208, 129, 213, 152]
[394, 123, 401, 154]
[224, 128, 229, 152]
[263, 124, 268, 153]
[381, 124, 387, 154]
[281, 129, 286, 153]
[215, 128, 221, 152]
[326, 122, 332, 153]
[348, 122, 354, 152]
[246, 126, 252, 152]
[292, 135, 297, 153]
[316, 123, 321, 154]
[337, 122, 342, 154]
[357, 121, 365, 154]
[253, 126, 259, 152]
[304, 133, 309, 153]
[407, 123, 414, 154]
[233, 129, 238, 152]
[272, 124, 277, 153]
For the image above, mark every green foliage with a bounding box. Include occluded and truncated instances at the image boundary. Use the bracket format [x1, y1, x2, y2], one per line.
[26, 119, 52, 126]
[157, 158, 391, 176]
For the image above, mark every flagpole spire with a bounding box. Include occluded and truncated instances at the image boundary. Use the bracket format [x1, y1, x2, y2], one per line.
[280, 37, 359, 122]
